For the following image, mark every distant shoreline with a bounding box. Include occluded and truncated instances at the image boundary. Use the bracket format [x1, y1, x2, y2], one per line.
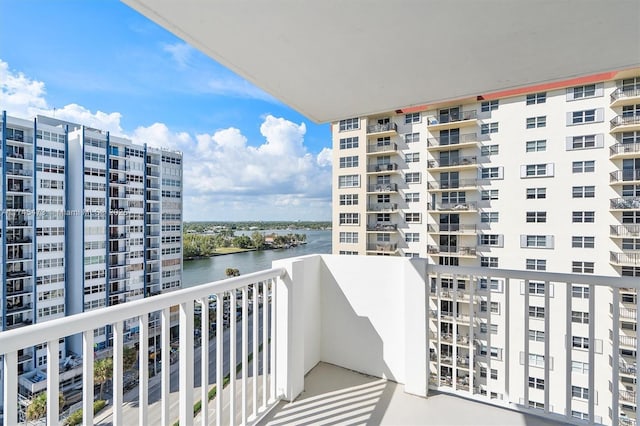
[183, 243, 307, 261]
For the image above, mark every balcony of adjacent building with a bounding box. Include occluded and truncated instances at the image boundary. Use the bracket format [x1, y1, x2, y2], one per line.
[611, 251, 640, 267]
[366, 119, 398, 136]
[611, 197, 640, 211]
[6, 179, 32, 195]
[428, 223, 477, 235]
[6, 149, 33, 164]
[366, 162, 400, 174]
[5, 165, 33, 178]
[366, 221, 398, 232]
[611, 224, 640, 238]
[427, 179, 480, 192]
[611, 82, 640, 108]
[611, 169, 640, 185]
[366, 202, 399, 213]
[427, 244, 477, 258]
[429, 201, 478, 213]
[4, 128, 33, 144]
[366, 141, 399, 155]
[3, 255, 600, 426]
[610, 141, 640, 160]
[428, 155, 479, 172]
[366, 183, 398, 193]
[366, 242, 399, 255]
[611, 112, 640, 133]
[426, 108, 478, 131]
[427, 133, 479, 152]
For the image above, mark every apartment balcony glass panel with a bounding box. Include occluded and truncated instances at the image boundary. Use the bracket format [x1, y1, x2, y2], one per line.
[366, 163, 399, 173]
[427, 245, 477, 257]
[366, 222, 398, 232]
[367, 183, 398, 193]
[366, 203, 398, 212]
[366, 243, 398, 253]
[428, 156, 478, 170]
[366, 142, 398, 155]
[427, 133, 479, 151]
[427, 224, 477, 234]
[611, 197, 640, 210]
[430, 201, 478, 212]
[366, 122, 397, 135]
[427, 111, 478, 131]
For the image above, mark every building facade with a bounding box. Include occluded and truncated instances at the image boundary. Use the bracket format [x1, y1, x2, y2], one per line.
[0, 112, 183, 405]
[332, 71, 640, 424]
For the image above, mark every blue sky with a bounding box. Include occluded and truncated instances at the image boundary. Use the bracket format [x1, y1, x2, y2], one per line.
[0, 0, 333, 221]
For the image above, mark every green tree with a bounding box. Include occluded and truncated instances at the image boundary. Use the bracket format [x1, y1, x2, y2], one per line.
[225, 268, 240, 277]
[250, 231, 265, 250]
[123, 346, 138, 372]
[26, 391, 65, 421]
[94, 357, 113, 400]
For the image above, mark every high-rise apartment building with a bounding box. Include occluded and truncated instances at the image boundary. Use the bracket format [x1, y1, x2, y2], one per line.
[332, 72, 640, 423]
[0, 112, 183, 403]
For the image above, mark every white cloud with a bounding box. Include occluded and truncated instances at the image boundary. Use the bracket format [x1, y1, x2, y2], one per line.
[163, 42, 194, 69]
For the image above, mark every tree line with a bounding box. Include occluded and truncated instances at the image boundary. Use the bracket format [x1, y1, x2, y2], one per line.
[183, 231, 307, 259]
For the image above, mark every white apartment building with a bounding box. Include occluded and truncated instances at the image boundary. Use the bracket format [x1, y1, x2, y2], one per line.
[332, 71, 640, 424]
[0, 112, 183, 406]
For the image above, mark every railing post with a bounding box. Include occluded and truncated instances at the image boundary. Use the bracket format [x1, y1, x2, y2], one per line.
[405, 259, 427, 397]
[46, 338, 60, 426]
[161, 307, 171, 426]
[3, 352, 18, 426]
[113, 321, 124, 426]
[275, 260, 305, 401]
[139, 314, 149, 425]
[179, 301, 194, 426]
[82, 330, 94, 425]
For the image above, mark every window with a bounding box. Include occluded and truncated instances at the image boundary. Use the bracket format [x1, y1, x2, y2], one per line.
[623, 238, 640, 250]
[572, 336, 589, 350]
[405, 152, 420, 163]
[572, 411, 588, 421]
[481, 189, 499, 200]
[405, 252, 419, 258]
[524, 163, 552, 177]
[572, 211, 595, 223]
[491, 369, 498, 380]
[481, 122, 499, 134]
[481, 212, 499, 223]
[481, 100, 498, 112]
[622, 266, 640, 277]
[480, 301, 500, 313]
[526, 211, 546, 223]
[405, 193, 419, 203]
[572, 386, 589, 400]
[442, 191, 466, 203]
[339, 194, 358, 205]
[405, 172, 421, 183]
[339, 213, 359, 225]
[571, 84, 596, 99]
[526, 187, 546, 199]
[526, 92, 546, 105]
[339, 232, 358, 243]
[572, 236, 595, 248]
[405, 213, 421, 223]
[528, 354, 545, 368]
[339, 118, 359, 131]
[572, 261, 594, 274]
[571, 109, 596, 124]
[338, 174, 360, 188]
[339, 250, 358, 255]
[528, 306, 545, 318]
[526, 259, 546, 271]
[481, 167, 502, 179]
[479, 278, 501, 291]
[571, 361, 589, 374]
[572, 160, 595, 173]
[479, 234, 501, 246]
[570, 134, 597, 149]
[405, 133, 420, 143]
[523, 235, 553, 248]
[481, 257, 498, 268]
[339, 136, 359, 149]
[572, 186, 595, 198]
[571, 310, 589, 324]
[339, 156, 359, 168]
[405, 232, 420, 243]
[405, 112, 421, 124]
[481, 144, 499, 156]
[525, 140, 546, 152]
[528, 377, 545, 390]
[528, 282, 545, 295]
[529, 330, 545, 342]
[480, 323, 498, 334]
[572, 285, 590, 298]
[526, 116, 546, 128]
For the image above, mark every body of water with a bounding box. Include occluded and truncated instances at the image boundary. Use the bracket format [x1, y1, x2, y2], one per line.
[183, 229, 332, 287]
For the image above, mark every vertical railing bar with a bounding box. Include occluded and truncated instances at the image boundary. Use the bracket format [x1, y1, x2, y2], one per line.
[3, 351, 18, 426]
[46, 338, 59, 426]
[216, 292, 223, 426]
[270, 279, 277, 402]
[113, 321, 124, 426]
[139, 314, 149, 426]
[201, 297, 210, 426]
[565, 282, 573, 421]
[242, 286, 248, 424]
[252, 282, 258, 418]
[161, 307, 171, 426]
[523, 279, 530, 408]
[179, 301, 195, 426]
[452, 274, 458, 392]
[230, 290, 237, 426]
[82, 330, 94, 425]
[262, 280, 269, 409]
[436, 273, 441, 387]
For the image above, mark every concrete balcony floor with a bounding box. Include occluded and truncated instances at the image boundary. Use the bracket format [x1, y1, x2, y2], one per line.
[260, 362, 563, 426]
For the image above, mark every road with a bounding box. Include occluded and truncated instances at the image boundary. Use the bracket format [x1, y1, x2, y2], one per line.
[95, 308, 268, 425]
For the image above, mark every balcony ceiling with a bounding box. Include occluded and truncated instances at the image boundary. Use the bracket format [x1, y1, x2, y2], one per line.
[123, 0, 640, 123]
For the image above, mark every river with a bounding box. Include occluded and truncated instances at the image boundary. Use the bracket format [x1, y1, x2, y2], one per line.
[183, 229, 332, 287]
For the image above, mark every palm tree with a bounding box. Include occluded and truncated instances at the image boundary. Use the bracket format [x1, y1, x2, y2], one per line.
[26, 391, 65, 421]
[94, 357, 113, 400]
[123, 346, 138, 373]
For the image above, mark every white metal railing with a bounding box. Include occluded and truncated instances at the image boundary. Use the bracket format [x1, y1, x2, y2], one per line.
[0, 267, 285, 426]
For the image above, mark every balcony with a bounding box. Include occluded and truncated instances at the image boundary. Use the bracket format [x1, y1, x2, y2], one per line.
[427, 245, 477, 257]
[430, 201, 478, 212]
[611, 251, 640, 266]
[427, 224, 477, 234]
[427, 179, 481, 191]
[610, 169, 640, 185]
[367, 183, 398, 193]
[620, 389, 637, 404]
[611, 115, 640, 132]
[611, 86, 640, 107]
[2, 255, 632, 426]
[611, 224, 640, 238]
[366, 203, 398, 212]
[366, 142, 398, 155]
[366, 222, 398, 232]
[610, 142, 640, 159]
[427, 133, 479, 151]
[426, 110, 478, 131]
[5, 168, 33, 177]
[366, 243, 398, 254]
[366, 163, 399, 174]
[428, 156, 478, 171]
[621, 334, 639, 349]
[611, 197, 640, 210]
[366, 122, 397, 135]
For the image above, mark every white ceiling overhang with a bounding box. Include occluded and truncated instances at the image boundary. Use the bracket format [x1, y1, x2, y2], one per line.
[123, 0, 640, 123]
